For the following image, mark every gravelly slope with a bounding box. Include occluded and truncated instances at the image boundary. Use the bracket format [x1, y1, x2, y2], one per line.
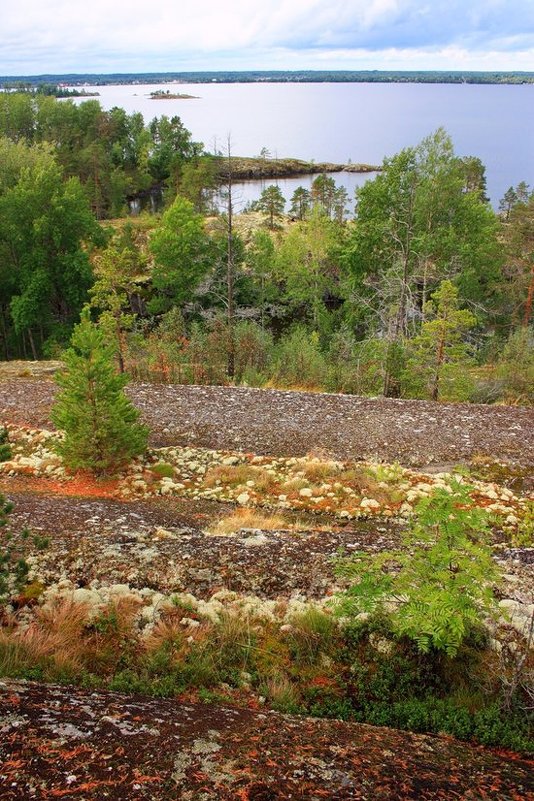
[0, 378, 532, 467]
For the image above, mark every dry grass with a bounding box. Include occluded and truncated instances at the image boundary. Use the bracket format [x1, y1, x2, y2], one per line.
[209, 508, 288, 535]
[296, 458, 343, 483]
[0, 599, 90, 676]
[204, 463, 278, 493]
[263, 674, 300, 709]
[144, 610, 188, 657]
[280, 477, 309, 494]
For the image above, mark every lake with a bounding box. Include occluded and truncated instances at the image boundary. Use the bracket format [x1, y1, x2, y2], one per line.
[73, 82, 534, 208]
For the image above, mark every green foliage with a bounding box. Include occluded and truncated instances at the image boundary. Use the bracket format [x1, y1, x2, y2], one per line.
[148, 196, 213, 313]
[0, 495, 30, 604]
[274, 209, 342, 326]
[271, 327, 328, 388]
[512, 501, 534, 547]
[0, 137, 102, 358]
[0, 428, 11, 462]
[257, 184, 285, 229]
[284, 608, 337, 666]
[289, 186, 311, 220]
[151, 462, 176, 479]
[403, 280, 477, 401]
[51, 311, 148, 474]
[335, 481, 501, 656]
[342, 129, 502, 382]
[496, 327, 534, 403]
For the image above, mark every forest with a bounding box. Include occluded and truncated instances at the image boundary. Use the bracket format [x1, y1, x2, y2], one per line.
[0, 90, 532, 404]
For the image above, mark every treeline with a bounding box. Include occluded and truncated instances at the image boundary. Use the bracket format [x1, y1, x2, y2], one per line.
[0, 91, 210, 219]
[0, 93, 532, 403]
[1, 82, 99, 98]
[2, 70, 534, 85]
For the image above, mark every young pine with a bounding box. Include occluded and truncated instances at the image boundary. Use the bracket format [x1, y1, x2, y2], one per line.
[51, 312, 148, 474]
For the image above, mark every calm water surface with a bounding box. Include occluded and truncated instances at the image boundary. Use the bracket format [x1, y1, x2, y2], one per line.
[74, 82, 534, 207]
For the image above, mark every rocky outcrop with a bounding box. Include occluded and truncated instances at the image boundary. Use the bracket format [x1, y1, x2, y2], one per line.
[214, 156, 381, 181]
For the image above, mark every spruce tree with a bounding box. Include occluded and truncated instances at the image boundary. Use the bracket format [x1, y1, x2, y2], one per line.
[51, 311, 148, 474]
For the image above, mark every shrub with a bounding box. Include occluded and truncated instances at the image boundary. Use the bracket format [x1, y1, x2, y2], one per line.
[496, 327, 534, 403]
[335, 481, 501, 656]
[151, 462, 176, 479]
[270, 327, 328, 389]
[0, 495, 29, 605]
[285, 608, 337, 666]
[0, 427, 11, 462]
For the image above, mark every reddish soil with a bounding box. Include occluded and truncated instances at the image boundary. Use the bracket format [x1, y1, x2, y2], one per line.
[1, 680, 532, 800]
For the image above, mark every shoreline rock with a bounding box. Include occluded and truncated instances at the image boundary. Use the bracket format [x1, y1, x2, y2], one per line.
[214, 155, 381, 181]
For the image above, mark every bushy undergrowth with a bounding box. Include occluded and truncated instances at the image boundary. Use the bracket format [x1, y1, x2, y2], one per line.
[0, 594, 531, 753]
[120, 317, 532, 405]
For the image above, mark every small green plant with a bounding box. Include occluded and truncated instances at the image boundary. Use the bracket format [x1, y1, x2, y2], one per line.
[51, 310, 148, 475]
[285, 608, 336, 666]
[151, 462, 176, 479]
[512, 502, 534, 547]
[0, 494, 30, 603]
[0, 427, 11, 462]
[335, 481, 501, 656]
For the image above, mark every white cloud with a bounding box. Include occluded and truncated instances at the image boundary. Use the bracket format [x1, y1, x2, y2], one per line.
[1, 0, 533, 74]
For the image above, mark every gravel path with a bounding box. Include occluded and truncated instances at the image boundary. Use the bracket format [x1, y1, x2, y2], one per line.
[1, 378, 533, 467]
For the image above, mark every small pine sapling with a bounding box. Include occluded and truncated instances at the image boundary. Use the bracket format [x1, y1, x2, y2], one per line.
[0, 427, 11, 462]
[51, 311, 148, 474]
[0, 494, 29, 603]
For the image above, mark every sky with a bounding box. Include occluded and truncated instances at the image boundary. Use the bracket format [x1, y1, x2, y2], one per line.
[1, 0, 533, 76]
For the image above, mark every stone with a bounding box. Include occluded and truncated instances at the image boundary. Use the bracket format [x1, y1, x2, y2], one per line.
[360, 497, 380, 510]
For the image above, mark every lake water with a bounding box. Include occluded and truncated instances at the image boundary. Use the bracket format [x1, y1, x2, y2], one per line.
[73, 82, 534, 208]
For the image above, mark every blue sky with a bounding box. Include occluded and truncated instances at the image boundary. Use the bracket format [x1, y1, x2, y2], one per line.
[1, 0, 533, 75]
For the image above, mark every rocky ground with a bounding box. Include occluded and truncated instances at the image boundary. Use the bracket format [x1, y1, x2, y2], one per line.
[1, 679, 533, 801]
[0, 374, 532, 468]
[0, 369, 533, 799]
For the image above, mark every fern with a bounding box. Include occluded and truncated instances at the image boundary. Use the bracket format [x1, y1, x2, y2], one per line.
[335, 481, 501, 656]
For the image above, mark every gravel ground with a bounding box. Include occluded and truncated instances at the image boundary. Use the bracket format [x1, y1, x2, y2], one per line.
[0, 377, 533, 467]
[4, 489, 400, 599]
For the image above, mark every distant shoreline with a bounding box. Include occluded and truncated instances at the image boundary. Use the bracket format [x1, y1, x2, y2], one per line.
[1, 70, 534, 88]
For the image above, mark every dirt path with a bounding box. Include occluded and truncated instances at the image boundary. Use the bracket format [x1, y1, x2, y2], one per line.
[1, 680, 532, 801]
[1, 378, 533, 467]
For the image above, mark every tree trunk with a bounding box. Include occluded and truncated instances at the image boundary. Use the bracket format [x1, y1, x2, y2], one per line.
[523, 261, 534, 328]
[27, 328, 38, 360]
[226, 137, 235, 380]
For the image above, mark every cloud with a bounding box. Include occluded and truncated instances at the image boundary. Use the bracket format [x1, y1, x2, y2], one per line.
[1, 0, 533, 74]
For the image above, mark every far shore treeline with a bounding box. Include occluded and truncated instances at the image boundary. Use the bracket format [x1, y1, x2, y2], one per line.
[0, 90, 532, 405]
[1, 70, 534, 87]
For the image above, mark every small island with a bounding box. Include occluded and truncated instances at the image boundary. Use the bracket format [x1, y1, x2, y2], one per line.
[149, 89, 198, 100]
[214, 155, 381, 181]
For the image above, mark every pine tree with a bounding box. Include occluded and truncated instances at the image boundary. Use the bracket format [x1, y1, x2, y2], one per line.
[0, 427, 11, 462]
[51, 311, 148, 474]
[404, 280, 476, 401]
